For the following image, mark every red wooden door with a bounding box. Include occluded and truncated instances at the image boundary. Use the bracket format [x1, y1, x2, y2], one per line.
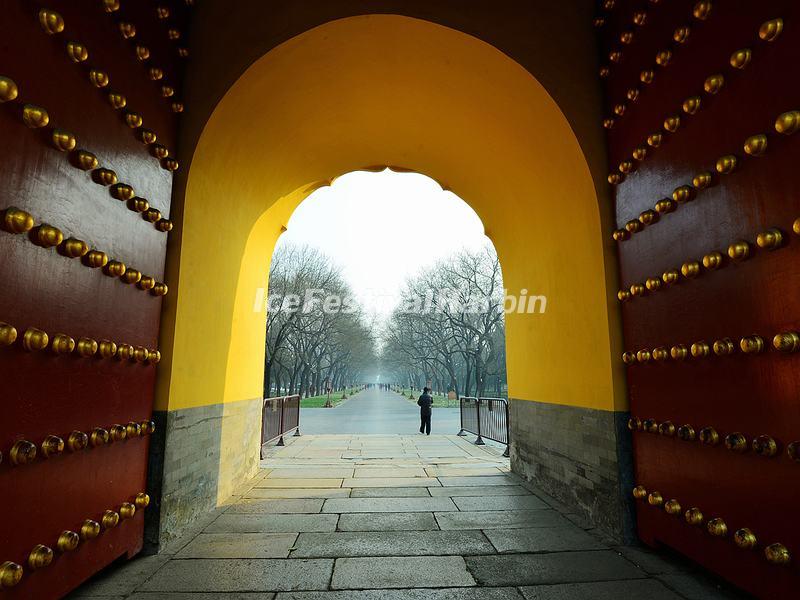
[599, 1, 800, 597]
[0, 1, 186, 597]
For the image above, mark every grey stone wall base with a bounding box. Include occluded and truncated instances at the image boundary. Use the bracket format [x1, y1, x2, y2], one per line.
[509, 398, 636, 544]
[144, 398, 262, 551]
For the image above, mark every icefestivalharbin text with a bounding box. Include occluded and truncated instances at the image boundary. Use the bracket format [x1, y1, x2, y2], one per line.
[253, 287, 547, 315]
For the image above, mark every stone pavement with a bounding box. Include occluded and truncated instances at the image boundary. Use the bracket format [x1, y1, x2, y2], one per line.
[299, 388, 461, 435]
[69, 434, 748, 600]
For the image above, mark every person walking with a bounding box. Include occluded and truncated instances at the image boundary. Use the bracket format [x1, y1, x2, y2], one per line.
[417, 387, 433, 435]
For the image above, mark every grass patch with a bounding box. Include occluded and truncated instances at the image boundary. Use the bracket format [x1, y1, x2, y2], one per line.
[300, 390, 357, 408]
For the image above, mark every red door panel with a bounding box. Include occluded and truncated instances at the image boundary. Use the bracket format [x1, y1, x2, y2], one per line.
[0, 0, 186, 597]
[599, 0, 800, 597]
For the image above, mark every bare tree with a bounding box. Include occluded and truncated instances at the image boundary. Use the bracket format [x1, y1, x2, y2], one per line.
[381, 246, 507, 398]
[264, 244, 376, 397]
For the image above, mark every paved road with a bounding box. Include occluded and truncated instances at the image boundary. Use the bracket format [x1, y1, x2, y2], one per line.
[300, 388, 461, 435]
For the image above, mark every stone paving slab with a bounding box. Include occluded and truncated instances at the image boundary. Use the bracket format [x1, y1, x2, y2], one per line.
[206, 514, 339, 533]
[353, 458, 501, 466]
[291, 530, 494, 558]
[342, 477, 439, 488]
[226, 499, 325, 514]
[654, 574, 748, 600]
[448, 446, 506, 459]
[352, 459, 428, 466]
[438, 475, 519, 486]
[354, 463, 427, 468]
[427, 485, 530, 497]
[71, 431, 731, 599]
[175, 533, 298, 559]
[416, 452, 472, 458]
[353, 455, 422, 459]
[294, 441, 351, 447]
[424, 467, 504, 477]
[269, 449, 313, 458]
[257, 478, 344, 488]
[295, 451, 347, 458]
[337, 512, 439, 531]
[435, 509, 567, 530]
[350, 487, 432, 498]
[353, 467, 428, 477]
[139, 559, 333, 592]
[157, 506, 232, 556]
[65, 596, 126, 599]
[519, 579, 683, 600]
[261, 458, 354, 464]
[452, 494, 548, 511]
[483, 526, 606, 553]
[357, 439, 416, 444]
[431, 461, 510, 468]
[67, 555, 171, 597]
[245, 488, 350, 499]
[323, 497, 457, 513]
[129, 594, 276, 600]
[412, 442, 463, 447]
[350, 439, 410, 444]
[465, 551, 646, 586]
[331, 556, 475, 589]
[612, 544, 697, 575]
[429, 456, 507, 463]
[257, 465, 347, 471]
[268, 468, 355, 479]
[275, 588, 524, 600]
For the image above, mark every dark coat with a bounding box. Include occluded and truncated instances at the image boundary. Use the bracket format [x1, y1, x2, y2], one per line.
[417, 393, 433, 416]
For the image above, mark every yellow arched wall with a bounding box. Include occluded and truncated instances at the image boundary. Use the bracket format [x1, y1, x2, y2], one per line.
[158, 15, 624, 422]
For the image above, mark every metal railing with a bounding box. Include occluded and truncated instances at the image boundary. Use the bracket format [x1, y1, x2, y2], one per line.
[458, 396, 510, 457]
[260, 394, 300, 458]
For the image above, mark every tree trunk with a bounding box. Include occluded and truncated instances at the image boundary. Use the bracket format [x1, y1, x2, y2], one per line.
[266, 367, 273, 396]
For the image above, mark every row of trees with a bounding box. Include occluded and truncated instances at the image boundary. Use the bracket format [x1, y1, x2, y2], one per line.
[263, 244, 376, 397]
[381, 246, 508, 398]
[263, 243, 508, 399]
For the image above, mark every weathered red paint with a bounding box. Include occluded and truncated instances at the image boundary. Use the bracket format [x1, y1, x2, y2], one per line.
[0, 0, 185, 597]
[602, 1, 800, 597]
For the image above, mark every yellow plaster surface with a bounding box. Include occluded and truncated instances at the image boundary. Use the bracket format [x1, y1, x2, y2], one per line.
[158, 15, 624, 414]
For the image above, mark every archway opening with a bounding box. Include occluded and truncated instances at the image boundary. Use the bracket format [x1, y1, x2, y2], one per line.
[153, 14, 626, 544]
[262, 168, 510, 437]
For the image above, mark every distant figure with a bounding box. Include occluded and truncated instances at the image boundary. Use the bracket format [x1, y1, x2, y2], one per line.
[417, 387, 433, 435]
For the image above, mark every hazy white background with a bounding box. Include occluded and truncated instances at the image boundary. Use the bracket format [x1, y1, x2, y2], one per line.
[274, 170, 492, 318]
